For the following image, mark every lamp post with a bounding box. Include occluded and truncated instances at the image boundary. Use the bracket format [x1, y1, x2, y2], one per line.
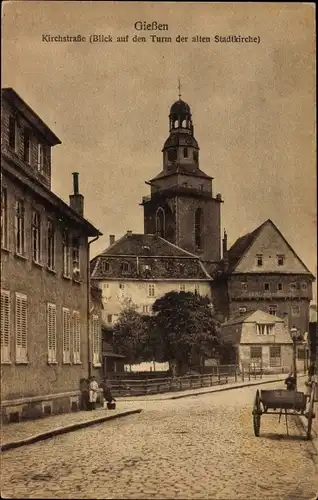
[290, 326, 298, 389]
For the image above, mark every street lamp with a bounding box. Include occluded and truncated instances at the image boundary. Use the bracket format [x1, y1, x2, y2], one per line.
[290, 326, 298, 389]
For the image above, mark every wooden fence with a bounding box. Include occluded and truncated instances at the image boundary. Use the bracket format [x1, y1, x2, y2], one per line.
[107, 364, 263, 397]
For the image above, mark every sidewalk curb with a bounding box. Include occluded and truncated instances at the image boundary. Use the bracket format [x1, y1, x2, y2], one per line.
[169, 377, 289, 400]
[295, 414, 318, 455]
[0, 409, 142, 453]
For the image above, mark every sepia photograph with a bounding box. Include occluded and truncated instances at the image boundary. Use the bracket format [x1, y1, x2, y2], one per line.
[1, 2, 317, 499]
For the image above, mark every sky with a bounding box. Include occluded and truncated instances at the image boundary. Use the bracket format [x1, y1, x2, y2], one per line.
[2, 1, 317, 297]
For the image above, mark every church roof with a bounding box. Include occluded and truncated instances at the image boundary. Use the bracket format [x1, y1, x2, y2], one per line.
[150, 166, 212, 182]
[91, 233, 212, 281]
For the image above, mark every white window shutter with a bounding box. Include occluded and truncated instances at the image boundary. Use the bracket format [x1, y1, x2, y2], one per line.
[72, 311, 81, 364]
[1, 290, 10, 362]
[15, 293, 27, 362]
[47, 303, 57, 363]
[62, 308, 71, 363]
[92, 314, 100, 365]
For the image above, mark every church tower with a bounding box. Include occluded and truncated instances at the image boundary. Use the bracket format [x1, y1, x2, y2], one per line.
[141, 94, 223, 263]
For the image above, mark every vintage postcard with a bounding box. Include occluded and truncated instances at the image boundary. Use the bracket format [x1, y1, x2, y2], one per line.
[1, 2, 317, 499]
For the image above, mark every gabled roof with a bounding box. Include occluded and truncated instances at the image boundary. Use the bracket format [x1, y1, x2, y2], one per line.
[91, 233, 212, 281]
[227, 219, 314, 277]
[101, 233, 200, 258]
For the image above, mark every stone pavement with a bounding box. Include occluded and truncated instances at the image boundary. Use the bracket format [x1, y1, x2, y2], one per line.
[0, 374, 304, 453]
[1, 382, 317, 500]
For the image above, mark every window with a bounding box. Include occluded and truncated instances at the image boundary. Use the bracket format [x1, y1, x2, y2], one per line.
[264, 283, 270, 292]
[102, 261, 110, 273]
[1, 187, 8, 248]
[270, 346, 281, 367]
[142, 306, 149, 314]
[92, 314, 101, 366]
[241, 282, 248, 291]
[277, 254, 285, 266]
[277, 283, 283, 292]
[62, 231, 71, 277]
[15, 293, 27, 363]
[62, 308, 71, 363]
[292, 305, 300, 317]
[119, 283, 125, 290]
[180, 284, 186, 292]
[107, 314, 113, 323]
[183, 147, 188, 158]
[121, 261, 130, 273]
[31, 210, 41, 263]
[268, 305, 277, 316]
[47, 220, 55, 269]
[72, 311, 81, 364]
[23, 128, 31, 163]
[47, 303, 57, 363]
[195, 208, 203, 250]
[239, 307, 247, 314]
[290, 283, 297, 291]
[148, 284, 155, 297]
[256, 254, 263, 267]
[193, 150, 198, 162]
[257, 324, 274, 336]
[37, 143, 45, 172]
[15, 199, 25, 255]
[301, 283, 308, 291]
[9, 116, 18, 151]
[72, 237, 80, 277]
[297, 347, 305, 360]
[156, 207, 165, 238]
[1, 290, 10, 363]
[250, 346, 262, 363]
[194, 284, 200, 295]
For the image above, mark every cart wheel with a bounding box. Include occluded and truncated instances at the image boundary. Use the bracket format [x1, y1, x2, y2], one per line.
[252, 389, 261, 437]
[307, 383, 316, 440]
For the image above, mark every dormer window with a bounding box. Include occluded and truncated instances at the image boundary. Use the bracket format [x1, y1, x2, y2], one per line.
[277, 254, 285, 266]
[102, 261, 110, 273]
[121, 261, 130, 273]
[256, 254, 263, 267]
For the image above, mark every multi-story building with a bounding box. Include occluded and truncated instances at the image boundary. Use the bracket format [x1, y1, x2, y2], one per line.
[1, 88, 102, 422]
[90, 231, 212, 327]
[212, 219, 315, 338]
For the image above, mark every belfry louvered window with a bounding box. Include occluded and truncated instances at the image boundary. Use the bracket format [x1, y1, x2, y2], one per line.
[47, 303, 57, 363]
[73, 311, 81, 364]
[15, 293, 28, 362]
[194, 208, 203, 250]
[1, 290, 10, 363]
[62, 307, 71, 363]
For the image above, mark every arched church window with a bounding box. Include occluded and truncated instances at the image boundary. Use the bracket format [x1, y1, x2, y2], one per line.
[156, 207, 165, 239]
[183, 147, 188, 158]
[195, 208, 203, 250]
[181, 119, 187, 128]
[193, 150, 198, 162]
[174, 120, 179, 128]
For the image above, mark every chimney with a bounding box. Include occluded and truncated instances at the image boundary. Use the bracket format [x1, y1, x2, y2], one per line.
[69, 172, 84, 216]
[109, 235, 115, 246]
[127, 230, 132, 237]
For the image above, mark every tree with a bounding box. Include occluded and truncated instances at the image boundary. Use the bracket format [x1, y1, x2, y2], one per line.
[151, 291, 221, 376]
[113, 302, 149, 366]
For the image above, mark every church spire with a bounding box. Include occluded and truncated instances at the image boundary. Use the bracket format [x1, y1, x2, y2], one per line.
[178, 78, 182, 100]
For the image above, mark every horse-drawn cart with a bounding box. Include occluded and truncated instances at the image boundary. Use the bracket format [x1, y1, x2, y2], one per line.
[252, 380, 316, 440]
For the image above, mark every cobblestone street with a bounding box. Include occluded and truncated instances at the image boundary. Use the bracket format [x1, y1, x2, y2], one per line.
[1, 384, 317, 500]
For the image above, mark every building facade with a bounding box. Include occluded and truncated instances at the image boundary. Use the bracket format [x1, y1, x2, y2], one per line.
[212, 220, 315, 338]
[1, 88, 102, 422]
[221, 310, 302, 373]
[90, 232, 212, 325]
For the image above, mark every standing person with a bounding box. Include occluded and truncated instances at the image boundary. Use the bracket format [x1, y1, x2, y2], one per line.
[88, 376, 99, 410]
[80, 377, 89, 411]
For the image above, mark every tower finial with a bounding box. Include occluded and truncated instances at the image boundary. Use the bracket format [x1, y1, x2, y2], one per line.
[178, 78, 182, 100]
